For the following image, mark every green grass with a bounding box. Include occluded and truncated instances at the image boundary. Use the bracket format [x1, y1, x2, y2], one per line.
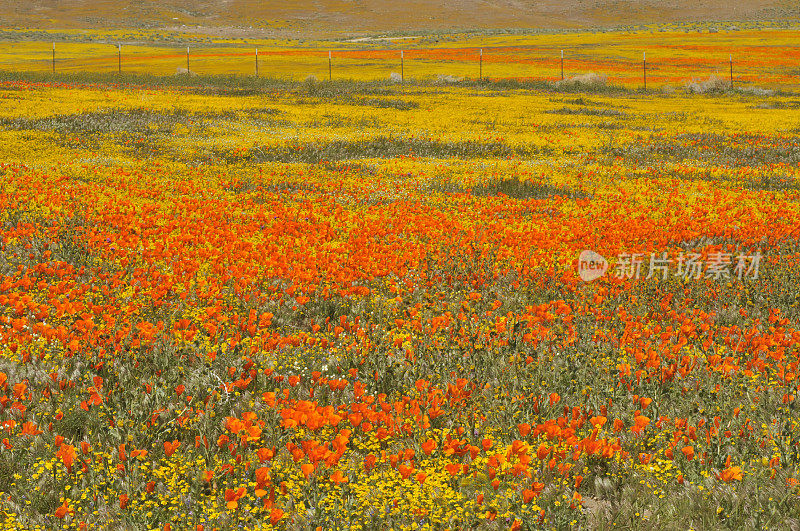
[433, 176, 593, 200]
[212, 136, 544, 164]
[605, 132, 800, 169]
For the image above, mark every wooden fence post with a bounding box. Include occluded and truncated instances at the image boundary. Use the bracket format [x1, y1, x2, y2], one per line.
[329, 50, 332, 81]
[479, 48, 483, 81]
[560, 50, 564, 81]
[255, 47, 258, 76]
[52, 42, 55, 74]
[643, 51, 646, 91]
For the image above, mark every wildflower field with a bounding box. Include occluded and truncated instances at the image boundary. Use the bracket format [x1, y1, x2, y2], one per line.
[0, 68, 799, 530]
[1, 26, 800, 91]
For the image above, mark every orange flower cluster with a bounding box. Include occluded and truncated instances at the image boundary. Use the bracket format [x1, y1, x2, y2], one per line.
[0, 77, 799, 528]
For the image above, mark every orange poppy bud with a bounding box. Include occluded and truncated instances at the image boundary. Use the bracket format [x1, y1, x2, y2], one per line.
[718, 466, 743, 482]
[330, 470, 348, 484]
[681, 445, 694, 460]
[421, 439, 436, 455]
[398, 464, 414, 479]
[270, 508, 284, 525]
[54, 499, 73, 519]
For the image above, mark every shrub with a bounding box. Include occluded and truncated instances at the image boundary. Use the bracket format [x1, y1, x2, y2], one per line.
[685, 75, 729, 94]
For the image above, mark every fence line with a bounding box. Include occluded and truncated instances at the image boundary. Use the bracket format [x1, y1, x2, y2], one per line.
[12, 41, 800, 89]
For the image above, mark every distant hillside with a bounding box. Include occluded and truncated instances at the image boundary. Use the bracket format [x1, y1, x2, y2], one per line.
[0, 0, 797, 37]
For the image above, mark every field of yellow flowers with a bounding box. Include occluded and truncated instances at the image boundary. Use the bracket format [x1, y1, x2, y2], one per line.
[0, 72, 799, 530]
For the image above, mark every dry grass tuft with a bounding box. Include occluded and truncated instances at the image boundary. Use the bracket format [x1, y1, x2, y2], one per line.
[554, 72, 608, 89]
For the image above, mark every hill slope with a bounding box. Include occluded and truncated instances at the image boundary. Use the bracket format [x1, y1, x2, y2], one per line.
[0, 0, 797, 37]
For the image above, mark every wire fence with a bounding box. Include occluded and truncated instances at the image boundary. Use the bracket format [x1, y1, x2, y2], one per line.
[0, 38, 799, 89]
